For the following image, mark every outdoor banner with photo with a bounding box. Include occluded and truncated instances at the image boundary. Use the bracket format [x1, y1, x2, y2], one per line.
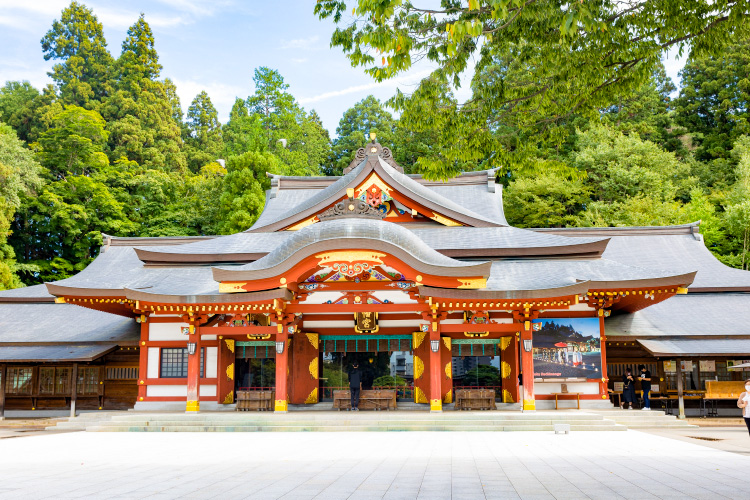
[531, 318, 602, 379]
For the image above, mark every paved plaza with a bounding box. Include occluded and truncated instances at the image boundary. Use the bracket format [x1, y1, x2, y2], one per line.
[0, 429, 749, 500]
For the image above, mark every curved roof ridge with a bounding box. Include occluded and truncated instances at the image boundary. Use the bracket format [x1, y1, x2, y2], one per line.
[214, 218, 491, 282]
[375, 159, 504, 226]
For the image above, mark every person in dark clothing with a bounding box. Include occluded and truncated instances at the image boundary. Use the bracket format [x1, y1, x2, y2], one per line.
[639, 364, 652, 410]
[622, 368, 636, 409]
[348, 362, 363, 411]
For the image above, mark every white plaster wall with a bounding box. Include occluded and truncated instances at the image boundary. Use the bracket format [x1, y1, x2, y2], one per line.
[149, 322, 188, 341]
[201, 335, 217, 341]
[534, 382, 599, 395]
[146, 384, 217, 397]
[206, 347, 218, 378]
[147, 385, 186, 397]
[147, 348, 160, 378]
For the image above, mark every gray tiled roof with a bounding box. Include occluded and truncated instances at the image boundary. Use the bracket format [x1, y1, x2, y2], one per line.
[0, 345, 118, 362]
[0, 303, 138, 343]
[134, 224, 605, 260]
[485, 258, 691, 292]
[249, 166, 365, 231]
[605, 293, 750, 337]
[537, 226, 750, 290]
[425, 184, 508, 226]
[218, 218, 484, 273]
[0, 284, 55, 301]
[377, 160, 500, 225]
[248, 158, 506, 231]
[411, 226, 604, 252]
[637, 338, 750, 356]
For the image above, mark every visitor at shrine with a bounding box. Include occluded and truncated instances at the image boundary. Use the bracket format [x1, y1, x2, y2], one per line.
[639, 365, 652, 410]
[348, 362, 363, 411]
[622, 368, 636, 410]
[738, 379, 750, 436]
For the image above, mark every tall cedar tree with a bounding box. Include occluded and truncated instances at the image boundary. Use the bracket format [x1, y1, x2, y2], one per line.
[185, 90, 223, 172]
[100, 15, 187, 171]
[674, 38, 750, 161]
[41, 1, 114, 108]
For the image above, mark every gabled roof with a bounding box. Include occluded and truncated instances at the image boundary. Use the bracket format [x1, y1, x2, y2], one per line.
[213, 218, 491, 284]
[248, 143, 507, 232]
[535, 223, 750, 292]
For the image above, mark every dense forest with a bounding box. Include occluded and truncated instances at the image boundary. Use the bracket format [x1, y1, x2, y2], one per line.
[1, 1, 750, 290]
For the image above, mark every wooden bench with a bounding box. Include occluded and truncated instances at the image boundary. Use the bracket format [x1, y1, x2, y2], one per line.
[236, 390, 274, 411]
[333, 389, 397, 411]
[455, 389, 496, 410]
[704, 381, 747, 417]
[551, 392, 581, 410]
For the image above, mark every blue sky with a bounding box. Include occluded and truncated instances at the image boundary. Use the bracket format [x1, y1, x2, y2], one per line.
[533, 318, 600, 339]
[0, 0, 688, 137]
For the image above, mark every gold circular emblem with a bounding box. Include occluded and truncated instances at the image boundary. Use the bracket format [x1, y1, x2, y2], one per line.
[348, 204, 355, 211]
[370, 147, 377, 153]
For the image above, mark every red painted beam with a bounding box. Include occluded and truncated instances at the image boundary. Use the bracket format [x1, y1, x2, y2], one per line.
[287, 304, 430, 314]
[440, 323, 521, 333]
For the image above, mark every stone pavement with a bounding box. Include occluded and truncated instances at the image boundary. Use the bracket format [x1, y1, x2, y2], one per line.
[0, 430, 748, 500]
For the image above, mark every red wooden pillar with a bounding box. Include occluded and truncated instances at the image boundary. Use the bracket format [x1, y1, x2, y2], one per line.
[520, 321, 535, 410]
[440, 337, 453, 404]
[500, 335, 520, 403]
[274, 330, 289, 412]
[428, 326, 442, 412]
[289, 332, 319, 404]
[186, 324, 201, 412]
[137, 320, 148, 403]
[217, 338, 235, 405]
[598, 311, 609, 401]
[412, 330, 431, 405]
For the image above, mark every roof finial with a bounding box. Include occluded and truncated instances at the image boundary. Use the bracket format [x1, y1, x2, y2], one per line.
[370, 131, 376, 143]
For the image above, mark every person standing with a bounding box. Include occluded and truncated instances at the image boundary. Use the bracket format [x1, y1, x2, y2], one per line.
[639, 365, 652, 411]
[348, 361, 363, 411]
[622, 368, 636, 410]
[737, 379, 750, 436]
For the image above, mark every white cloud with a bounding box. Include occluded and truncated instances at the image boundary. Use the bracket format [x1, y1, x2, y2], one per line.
[299, 69, 433, 105]
[281, 35, 320, 50]
[154, 0, 233, 16]
[171, 78, 247, 122]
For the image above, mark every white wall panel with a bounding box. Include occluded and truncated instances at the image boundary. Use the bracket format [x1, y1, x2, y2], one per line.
[534, 382, 599, 395]
[149, 322, 188, 341]
[205, 347, 218, 378]
[147, 347, 160, 378]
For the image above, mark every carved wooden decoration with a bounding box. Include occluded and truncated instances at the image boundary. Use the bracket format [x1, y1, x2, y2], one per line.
[317, 195, 385, 221]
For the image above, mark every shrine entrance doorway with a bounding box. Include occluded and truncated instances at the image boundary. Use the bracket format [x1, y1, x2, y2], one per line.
[317, 335, 413, 404]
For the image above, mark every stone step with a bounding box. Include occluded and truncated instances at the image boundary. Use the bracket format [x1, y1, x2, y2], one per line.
[101, 412, 614, 421]
[86, 423, 626, 432]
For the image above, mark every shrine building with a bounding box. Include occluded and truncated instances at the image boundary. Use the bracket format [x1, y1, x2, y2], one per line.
[1, 140, 749, 415]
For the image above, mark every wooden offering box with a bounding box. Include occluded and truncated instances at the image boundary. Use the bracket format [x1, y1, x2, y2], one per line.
[236, 390, 275, 411]
[333, 389, 397, 410]
[455, 389, 497, 410]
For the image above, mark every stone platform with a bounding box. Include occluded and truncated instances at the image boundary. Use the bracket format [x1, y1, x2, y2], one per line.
[47, 408, 695, 432]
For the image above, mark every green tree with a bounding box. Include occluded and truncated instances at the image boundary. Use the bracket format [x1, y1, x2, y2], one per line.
[571, 126, 694, 204]
[504, 159, 590, 228]
[461, 364, 501, 387]
[222, 97, 266, 157]
[100, 15, 187, 171]
[217, 151, 282, 233]
[185, 90, 223, 172]
[328, 95, 396, 175]
[315, 0, 749, 179]
[38, 105, 109, 179]
[0, 124, 43, 289]
[41, 1, 114, 107]
[247, 67, 329, 174]
[674, 38, 750, 161]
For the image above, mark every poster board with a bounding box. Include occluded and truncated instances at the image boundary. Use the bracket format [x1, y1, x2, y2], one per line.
[663, 361, 676, 373]
[531, 318, 601, 379]
[699, 360, 716, 372]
